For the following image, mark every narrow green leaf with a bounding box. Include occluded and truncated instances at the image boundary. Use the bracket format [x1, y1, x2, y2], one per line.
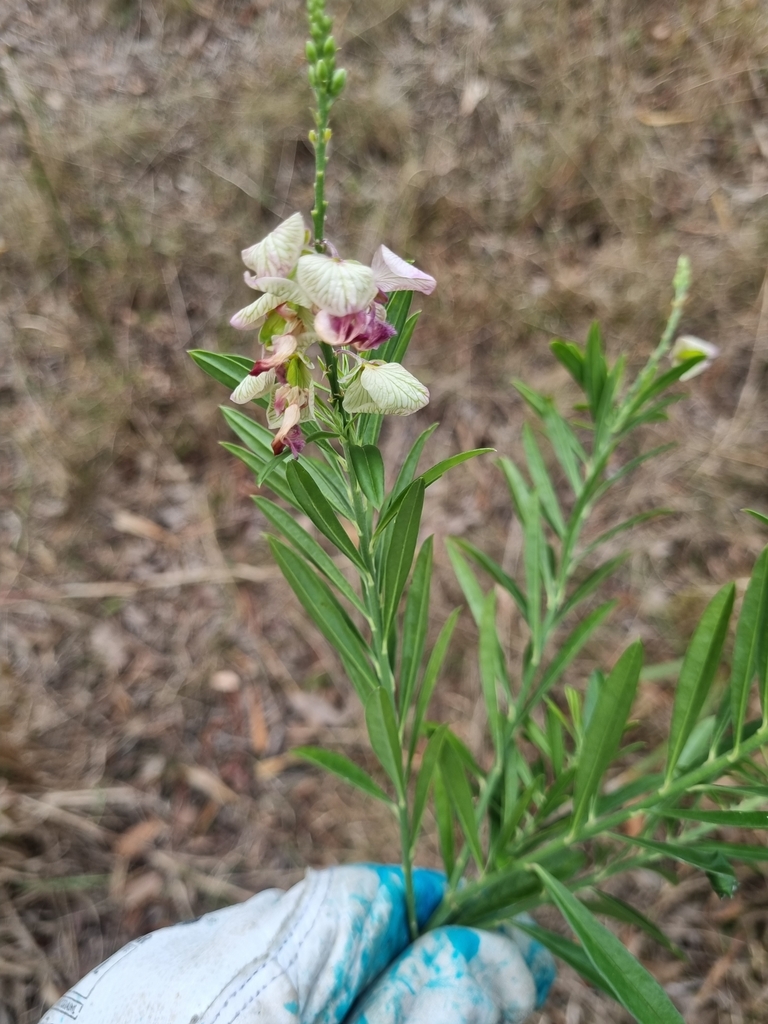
[221, 405, 275, 458]
[293, 746, 392, 804]
[268, 538, 376, 698]
[433, 770, 455, 877]
[622, 359, 704, 425]
[512, 919, 617, 997]
[579, 511, 674, 563]
[534, 867, 685, 1024]
[526, 602, 616, 714]
[388, 423, 439, 505]
[524, 492, 543, 657]
[452, 538, 528, 617]
[254, 497, 365, 615]
[388, 311, 420, 365]
[349, 445, 386, 509]
[445, 538, 486, 624]
[744, 509, 768, 527]
[299, 456, 355, 519]
[665, 583, 735, 781]
[662, 808, 768, 829]
[399, 537, 433, 717]
[420, 448, 494, 488]
[558, 558, 627, 622]
[583, 891, 684, 958]
[584, 321, 607, 420]
[365, 688, 404, 797]
[383, 480, 425, 630]
[189, 350, 255, 392]
[522, 424, 566, 538]
[409, 609, 461, 759]
[614, 834, 737, 898]
[411, 726, 446, 841]
[572, 641, 643, 831]
[696, 841, 768, 864]
[286, 461, 365, 570]
[440, 741, 484, 870]
[731, 546, 768, 739]
[359, 294, 415, 445]
[550, 339, 585, 387]
[592, 445, 676, 502]
[479, 592, 503, 752]
[546, 702, 565, 776]
[498, 456, 530, 522]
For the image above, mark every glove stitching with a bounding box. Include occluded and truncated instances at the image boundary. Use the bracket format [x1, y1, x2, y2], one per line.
[206, 868, 331, 1024]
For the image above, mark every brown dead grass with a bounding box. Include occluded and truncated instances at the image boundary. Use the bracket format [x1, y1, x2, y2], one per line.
[2, 0, 768, 1021]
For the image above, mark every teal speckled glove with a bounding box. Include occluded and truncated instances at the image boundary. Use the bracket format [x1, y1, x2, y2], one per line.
[41, 865, 554, 1024]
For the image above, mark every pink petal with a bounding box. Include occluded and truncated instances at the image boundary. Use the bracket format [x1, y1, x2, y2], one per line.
[371, 245, 436, 295]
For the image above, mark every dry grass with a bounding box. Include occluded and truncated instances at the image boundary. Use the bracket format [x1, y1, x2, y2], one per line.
[2, 0, 768, 1021]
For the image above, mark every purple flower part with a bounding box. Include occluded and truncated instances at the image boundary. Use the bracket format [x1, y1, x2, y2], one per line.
[272, 422, 305, 457]
[315, 305, 396, 352]
[353, 309, 397, 352]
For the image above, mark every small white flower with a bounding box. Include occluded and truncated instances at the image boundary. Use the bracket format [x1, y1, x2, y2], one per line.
[230, 368, 277, 404]
[671, 335, 720, 381]
[243, 276, 312, 307]
[241, 213, 307, 279]
[297, 254, 378, 316]
[342, 361, 429, 416]
[230, 291, 283, 330]
[371, 245, 437, 295]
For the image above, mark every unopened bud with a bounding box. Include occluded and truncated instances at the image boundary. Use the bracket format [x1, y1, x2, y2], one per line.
[323, 36, 336, 57]
[323, 127, 332, 143]
[307, 65, 317, 87]
[330, 68, 347, 96]
[305, 40, 317, 62]
[308, 129, 318, 145]
[315, 58, 329, 83]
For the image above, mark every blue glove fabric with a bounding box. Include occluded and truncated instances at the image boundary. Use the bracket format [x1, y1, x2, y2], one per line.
[40, 864, 554, 1024]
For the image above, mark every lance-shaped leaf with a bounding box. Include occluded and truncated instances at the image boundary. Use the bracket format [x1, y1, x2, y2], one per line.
[222, 405, 276, 459]
[451, 538, 527, 618]
[300, 456, 355, 519]
[433, 770, 455, 877]
[662, 808, 768, 829]
[388, 423, 439, 503]
[550, 339, 585, 388]
[665, 583, 735, 782]
[696, 841, 768, 864]
[189, 350, 255, 391]
[743, 508, 768, 527]
[514, 919, 614, 996]
[578, 511, 673, 563]
[524, 601, 616, 715]
[349, 444, 385, 509]
[445, 539, 485, 624]
[731, 546, 768, 741]
[365, 687, 404, 798]
[375, 448, 492, 535]
[583, 321, 608, 419]
[411, 726, 446, 842]
[522, 424, 566, 538]
[383, 480, 425, 630]
[286, 460, 365, 571]
[557, 559, 627, 623]
[399, 537, 433, 717]
[613, 834, 737, 899]
[220, 442, 293, 504]
[479, 592, 503, 752]
[534, 867, 685, 1024]
[293, 747, 392, 805]
[254, 497, 365, 615]
[582, 891, 684, 958]
[268, 539, 376, 699]
[409, 608, 461, 760]
[572, 641, 643, 832]
[439, 740, 483, 870]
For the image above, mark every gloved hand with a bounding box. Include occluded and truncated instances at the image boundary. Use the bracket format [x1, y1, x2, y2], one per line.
[41, 865, 555, 1024]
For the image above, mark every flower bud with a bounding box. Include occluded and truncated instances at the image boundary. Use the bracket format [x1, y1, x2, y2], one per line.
[307, 65, 317, 87]
[315, 58, 329, 83]
[305, 40, 318, 62]
[330, 68, 347, 96]
[323, 36, 336, 57]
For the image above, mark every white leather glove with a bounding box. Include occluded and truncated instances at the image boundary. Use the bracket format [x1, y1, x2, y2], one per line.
[41, 865, 554, 1024]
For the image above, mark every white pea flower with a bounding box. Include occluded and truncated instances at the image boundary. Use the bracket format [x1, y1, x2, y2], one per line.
[371, 245, 436, 296]
[297, 254, 378, 316]
[241, 212, 308, 280]
[342, 361, 429, 416]
[671, 335, 720, 381]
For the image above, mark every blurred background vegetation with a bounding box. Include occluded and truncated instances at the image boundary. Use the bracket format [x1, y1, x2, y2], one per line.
[1, 1, 768, 1021]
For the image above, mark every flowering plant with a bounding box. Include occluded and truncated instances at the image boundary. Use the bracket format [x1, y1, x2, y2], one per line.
[190, 3, 768, 1021]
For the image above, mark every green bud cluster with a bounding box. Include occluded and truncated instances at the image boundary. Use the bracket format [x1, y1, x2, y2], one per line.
[306, 0, 346, 100]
